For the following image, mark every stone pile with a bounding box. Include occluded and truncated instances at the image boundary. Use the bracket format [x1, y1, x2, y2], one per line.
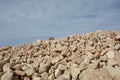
[0, 30, 120, 80]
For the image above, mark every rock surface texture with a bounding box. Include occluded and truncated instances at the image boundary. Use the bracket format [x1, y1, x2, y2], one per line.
[0, 30, 120, 80]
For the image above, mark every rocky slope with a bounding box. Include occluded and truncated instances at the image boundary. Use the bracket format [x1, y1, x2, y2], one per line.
[0, 30, 120, 80]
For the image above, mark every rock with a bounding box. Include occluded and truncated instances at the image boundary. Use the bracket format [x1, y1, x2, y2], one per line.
[104, 65, 120, 78]
[58, 64, 66, 70]
[116, 35, 120, 40]
[3, 63, 11, 72]
[88, 41, 94, 46]
[14, 70, 25, 76]
[95, 29, 102, 34]
[22, 65, 30, 71]
[86, 52, 93, 60]
[49, 37, 55, 40]
[79, 68, 112, 80]
[33, 77, 41, 80]
[88, 47, 96, 53]
[107, 50, 115, 58]
[88, 64, 97, 69]
[115, 52, 120, 66]
[48, 73, 55, 80]
[32, 73, 39, 79]
[70, 45, 77, 51]
[71, 68, 81, 80]
[55, 68, 62, 78]
[0, 72, 3, 78]
[1, 69, 14, 80]
[41, 72, 48, 80]
[24, 76, 30, 80]
[113, 74, 120, 80]
[13, 75, 20, 80]
[25, 68, 35, 76]
[107, 58, 118, 66]
[114, 44, 120, 50]
[0, 61, 7, 72]
[101, 49, 108, 56]
[72, 55, 84, 64]
[52, 57, 60, 64]
[12, 64, 22, 70]
[0, 55, 3, 60]
[38, 63, 46, 74]
[63, 69, 71, 80]
[100, 56, 107, 61]
[70, 63, 81, 79]
[81, 52, 93, 65]
[57, 75, 67, 80]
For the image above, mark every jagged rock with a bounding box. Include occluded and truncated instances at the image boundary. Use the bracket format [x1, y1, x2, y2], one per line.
[1, 69, 14, 80]
[107, 58, 118, 66]
[13, 75, 20, 80]
[3, 63, 11, 72]
[104, 65, 120, 78]
[0, 55, 3, 60]
[52, 56, 60, 64]
[57, 75, 67, 80]
[14, 70, 25, 76]
[114, 44, 120, 50]
[0, 60, 8, 72]
[12, 64, 22, 70]
[107, 50, 115, 59]
[41, 72, 48, 80]
[25, 68, 35, 76]
[0, 72, 3, 79]
[48, 73, 55, 80]
[63, 69, 71, 80]
[24, 76, 30, 80]
[113, 74, 120, 80]
[22, 65, 30, 71]
[55, 68, 62, 78]
[72, 55, 84, 64]
[71, 68, 81, 80]
[79, 68, 112, 80]
[33, 77, 41, 80]
[58, 64, 66, 70]
[100, 56, 107, 61]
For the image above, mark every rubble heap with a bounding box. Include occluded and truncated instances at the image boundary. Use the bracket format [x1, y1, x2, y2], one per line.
[0, 30, 120, 80]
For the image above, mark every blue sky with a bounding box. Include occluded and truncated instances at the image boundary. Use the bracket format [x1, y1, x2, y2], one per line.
[0, 0, 120, 47]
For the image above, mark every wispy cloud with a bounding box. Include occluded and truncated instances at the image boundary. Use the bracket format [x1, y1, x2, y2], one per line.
[0, 0, 120, 47]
